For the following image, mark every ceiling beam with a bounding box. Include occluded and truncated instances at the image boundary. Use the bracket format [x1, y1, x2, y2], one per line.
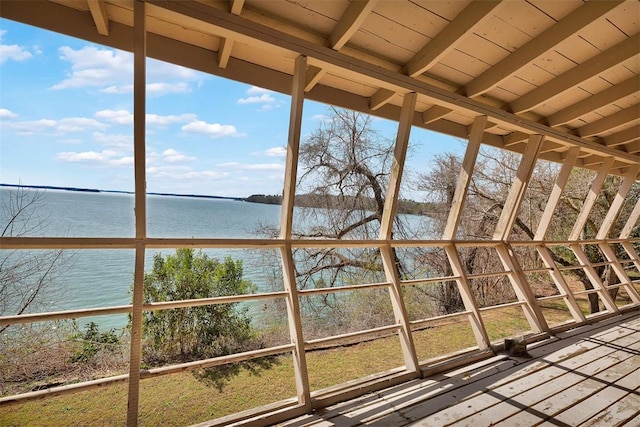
[403, 0, 502, 78]
[464, 0, 623, 98]
[603, 126, 640, 147]
[422, 105, 452, 124]
[87, 0, 109, 36]
[305, 0, 376, 92]
[577, 106, 640, 138]
[369, 88, 395, 110]
[510, 33, 640, 114]
[330, 0, 377, 50]
[2, 0, 636, 168]
[218, 0, 245, 68]
[546, 77, 640, 127]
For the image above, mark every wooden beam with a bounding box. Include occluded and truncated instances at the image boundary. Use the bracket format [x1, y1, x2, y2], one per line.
[603, 126, 640, 148]
[535, 147, 580, 241]
[280, 55, 306, 239]
[127, 3, 146, 425]
[493, 134, 544, 240]
[422, 105, 452, 124]
[305, 65, 326, 92]
[380, 92, 417, 240]
[547, 77, 640, 127]
[620, 196, 640, 239]
[369, 88, 395, 110]
[570, 244, 618, 314]
[569, 157, 615, 240]
[403, 0, 502, 77]
[510, 34, 640, 114]
[496, 244, 549, 333]
[464, 0, 623, 98]
[217, 0, 245, 68]
[536, 245, 586, 323]
[87, 0, 109, 36]
[329, 0, 377, 50]
[442, 116, 487, 240]
[380, 245, 420, 373]
[279, 244, 312, 410]
[577, 106, 640, 138]
[597, 242, 640, 304]
[3, 0, 637, 165]
[444, 245, 490, 349]
[596, 164, 640, 239]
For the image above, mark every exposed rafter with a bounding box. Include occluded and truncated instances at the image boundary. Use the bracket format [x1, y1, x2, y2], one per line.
[217, 0, 245, 69]
[305, 0, 377, 92]
[546, 77, 640, 127]
[87, 0, 109, 36]
[603, 126, 640, 147]
[464, 0, 623, 98]
[577, 106, 640, 138]
[403, 0, 501, 78]
[510, 33, 640, 114]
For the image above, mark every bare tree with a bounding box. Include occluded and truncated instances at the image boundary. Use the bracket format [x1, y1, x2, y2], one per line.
[0, 187, 71, 334]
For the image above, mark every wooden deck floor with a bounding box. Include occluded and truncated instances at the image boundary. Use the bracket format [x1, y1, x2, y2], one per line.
[281, 311, 640, 427]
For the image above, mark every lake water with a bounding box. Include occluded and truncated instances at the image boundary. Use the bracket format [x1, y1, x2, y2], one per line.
[1, 188, 429, 329]
[1, 188, 282, 329]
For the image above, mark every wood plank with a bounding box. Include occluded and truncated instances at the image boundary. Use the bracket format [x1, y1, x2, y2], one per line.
[577, 106, 640, 138]
[596, 164, 640, 239]
[442, 115, 486, 240]
[329, 0, 377, 50]
[580, 387, 640, 427]
[87, 0, 109, 35]
[464, 0, 624, 97]
[510, 33, 640, 114]
[403, 0, 502, 77]
[569, 157, 614, 240]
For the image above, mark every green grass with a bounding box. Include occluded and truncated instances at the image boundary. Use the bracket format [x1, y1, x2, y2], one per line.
[0, 294, 627, 426]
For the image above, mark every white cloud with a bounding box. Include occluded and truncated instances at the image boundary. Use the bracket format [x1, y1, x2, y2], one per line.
[237, 86, 284, 111]
[0, 108, 17, 119]
[237, 93, 276, 105]
[182, 120, 237, 138]
[56, 149, 133, 167]
[162, 148, 195, 163]
[217, 162, 284, 171]
[0, 30, 33, 64]
[93, 132, 132, 149]
[51, 46, 202, 94]
[95, 110, 196, 126]
[264, 146, 287, 157]
[4, 117, 106, 134]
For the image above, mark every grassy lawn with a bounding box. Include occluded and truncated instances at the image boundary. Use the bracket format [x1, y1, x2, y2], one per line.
[0, 286, 635, 426]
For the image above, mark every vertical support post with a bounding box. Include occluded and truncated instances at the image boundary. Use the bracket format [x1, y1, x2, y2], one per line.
[442, 115, 490, 349]
[379, 92, 419, 373]
[492, 135, 549, 333]
[444, 244, 490, 349]
[595, 165, 640, 304]
[620, 197, 640, 273]
[442, 116, 487, 240]
[533, 147, 585, 322]
[127, 2, 146, 426]
[569, 157, 614, 240]
[279, 55, 311, 410]
[567, 156, 618, 313]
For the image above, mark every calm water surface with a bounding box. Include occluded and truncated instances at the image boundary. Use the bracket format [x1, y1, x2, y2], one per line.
[1, 189, 281, 328]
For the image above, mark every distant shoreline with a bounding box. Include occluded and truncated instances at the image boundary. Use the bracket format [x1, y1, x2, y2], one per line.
[0, 183, 244, 201]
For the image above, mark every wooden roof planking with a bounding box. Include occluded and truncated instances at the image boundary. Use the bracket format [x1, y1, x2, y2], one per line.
[2, 0, 639, 176]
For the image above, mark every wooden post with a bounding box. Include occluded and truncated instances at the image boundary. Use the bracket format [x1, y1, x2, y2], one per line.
[533, 147, 585, 323]
[279, 55, 311, 409]
[492, 134, 549, 333]
[569, 157, 614, 240]
[442, 115, 486, 240]
[441, 115, 490, 350]
[379, 92, 420, 374]
[127, 2, 146, 426]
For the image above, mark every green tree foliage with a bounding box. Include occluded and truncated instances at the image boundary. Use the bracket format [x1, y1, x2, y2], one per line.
[141, 249, 257, 364]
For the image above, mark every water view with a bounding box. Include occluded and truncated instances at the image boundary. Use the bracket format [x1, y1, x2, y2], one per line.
[0, 188, 282, 328]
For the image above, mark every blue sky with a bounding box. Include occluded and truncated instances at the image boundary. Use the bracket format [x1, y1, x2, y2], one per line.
[0, 18, 463, 198]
